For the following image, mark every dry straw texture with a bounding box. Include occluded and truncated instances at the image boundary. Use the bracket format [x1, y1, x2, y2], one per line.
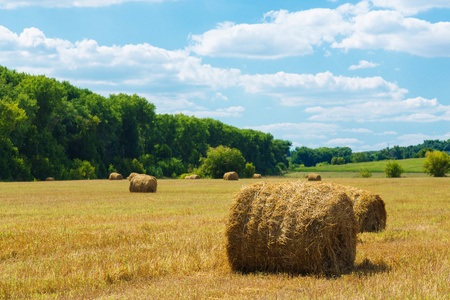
[127, 172, 139, 181]
[109, 172, 123, 180]
[225, 181, 358, 275]
[332, 184, 387, 233]
[224, 172, 239, 181]
[252, 174, 262, 179]
[306, 173, 321, 181]
[129, 174, 157, 193]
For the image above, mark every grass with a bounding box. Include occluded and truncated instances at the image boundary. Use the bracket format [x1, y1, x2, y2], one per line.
[290, 158, 427, 174]
[0, 176, 449, 299]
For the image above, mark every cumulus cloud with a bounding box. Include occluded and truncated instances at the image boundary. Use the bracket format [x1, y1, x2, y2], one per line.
[175, 106, 245, 118]
[305, 97, 450, 122]
[370, 0, 450, 16]
[349, 60, 380, 70]
[0, 26, 240, 92]
[397, 132, 450, 146]
[0, 0, 172, 9]
[326, 138, 363, 146]
[189, 4, 450, 59]
[189, 9, 350, 59]
[332, 9, 450, 57]
[239, 71, 407, 106]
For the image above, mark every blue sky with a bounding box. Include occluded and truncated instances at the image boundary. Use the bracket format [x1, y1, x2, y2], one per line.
[1, 0, 449, 151]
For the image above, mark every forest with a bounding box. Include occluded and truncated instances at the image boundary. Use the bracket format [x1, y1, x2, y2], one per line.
[289, 140, 450, 167]
[1, 66, 448, 181]
[0, 66, 291, 181]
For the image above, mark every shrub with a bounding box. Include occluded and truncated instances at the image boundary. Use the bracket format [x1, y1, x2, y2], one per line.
[131, 158, 146, 174]
[384, 160, 404, 178]
[70, 159, 95, 180]
[359, 168, 372, 178]
[201, 146, 245, 179]
[316, 162, 329, 167]
[424, 151, 449, 177]
[244, 162, 256, 178]
[331, 157, 345, 165]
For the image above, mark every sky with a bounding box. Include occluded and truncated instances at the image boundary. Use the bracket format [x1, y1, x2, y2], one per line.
[0, 0, 449, 152]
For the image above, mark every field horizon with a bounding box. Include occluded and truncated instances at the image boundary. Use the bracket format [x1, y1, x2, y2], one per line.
[1, 176, 449, 299]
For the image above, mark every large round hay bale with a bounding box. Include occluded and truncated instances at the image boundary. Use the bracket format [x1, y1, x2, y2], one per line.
[45, 177, 55, 181]
[185, 175, 193, 179]
[306, 173, 321, 181]
[337, 185, 386, 232]
[225, 181, 358, 275]
[190, 174, 200, 179]
[224, 171, 239, 180]
[129, 174, 157, 193]
[252, 173, 262, 179]
[109, 172, 123, 180]
[127, 172, 139, 181]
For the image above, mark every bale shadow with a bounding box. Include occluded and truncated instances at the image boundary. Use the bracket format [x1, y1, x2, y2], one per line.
[353, 258, 391, 276]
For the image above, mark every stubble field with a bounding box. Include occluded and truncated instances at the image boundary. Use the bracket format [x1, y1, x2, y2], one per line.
[0, 176, 449, 299]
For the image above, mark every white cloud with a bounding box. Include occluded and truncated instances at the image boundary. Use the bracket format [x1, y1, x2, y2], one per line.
[345, 128, 373, 133]
[239, 71, 407, 106]
[306, 97, 450, 122]
[175, 106, 245, 118]
[349, 60, 380, 70]
[370, 0, 450, 16]
[332, 9, 450, 57]
[0, 0, 172, 9]
[326, 138, 363, 146]
[397, 132, 450, 146]
[189, 9, 350, 59]
[189, 4, 450, 59]
[0, 26, 240, 92]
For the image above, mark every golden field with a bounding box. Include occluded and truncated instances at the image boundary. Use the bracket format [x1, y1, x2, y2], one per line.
[0, 176, 449, 299]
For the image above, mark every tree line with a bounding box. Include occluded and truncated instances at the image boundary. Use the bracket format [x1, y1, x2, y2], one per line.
[0, 66, 291, 181]
[289, 140, 450, 167]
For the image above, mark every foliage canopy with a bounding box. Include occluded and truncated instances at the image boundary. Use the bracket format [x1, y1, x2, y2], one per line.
[424, 151, 449, 177]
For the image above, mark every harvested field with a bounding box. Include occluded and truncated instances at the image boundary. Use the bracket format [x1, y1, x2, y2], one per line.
[0, 177, 448, 299]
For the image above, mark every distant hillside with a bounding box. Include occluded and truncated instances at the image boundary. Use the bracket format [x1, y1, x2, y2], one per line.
[290, 158, 427, 173]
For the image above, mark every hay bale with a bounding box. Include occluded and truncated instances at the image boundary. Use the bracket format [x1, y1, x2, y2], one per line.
[336, 185, 387, 233]
[252, 174, 262, 179]
[190, 174, 200, 179]
[109, 172, 123, 180]
[127, 172, 139, 181]
[45, 177, 55, 181]
[129, 174, 157, 193]
[224, 172, 239, 181]
[225, 181, 358, 275]
[306, 173, 321, 181]
[185, 175, 193, 179]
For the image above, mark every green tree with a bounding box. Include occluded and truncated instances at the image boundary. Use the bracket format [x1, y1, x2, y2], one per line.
[201, 146, 246, 178]
[353, 152, 368, 163]
[331, 157, 345, 165]
[244, 162, 256, 178]
[384, 160, 404, 178]
[424, 151, 449, 177]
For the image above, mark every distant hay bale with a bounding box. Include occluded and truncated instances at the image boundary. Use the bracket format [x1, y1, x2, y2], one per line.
[129, 174, 157, 193]
[109, 172, 123, 180]
[306, 173, 321, 181]
[252, 174, 262, 179]
[225, 181, 358, 275]
[45, 177, 55, 181]
[336, 185, 387, 233]
[190, 174, 200, 179]
[185, 175, 193, 179]
[224, 172, 239, 181]
[127, 172, 139, 181]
